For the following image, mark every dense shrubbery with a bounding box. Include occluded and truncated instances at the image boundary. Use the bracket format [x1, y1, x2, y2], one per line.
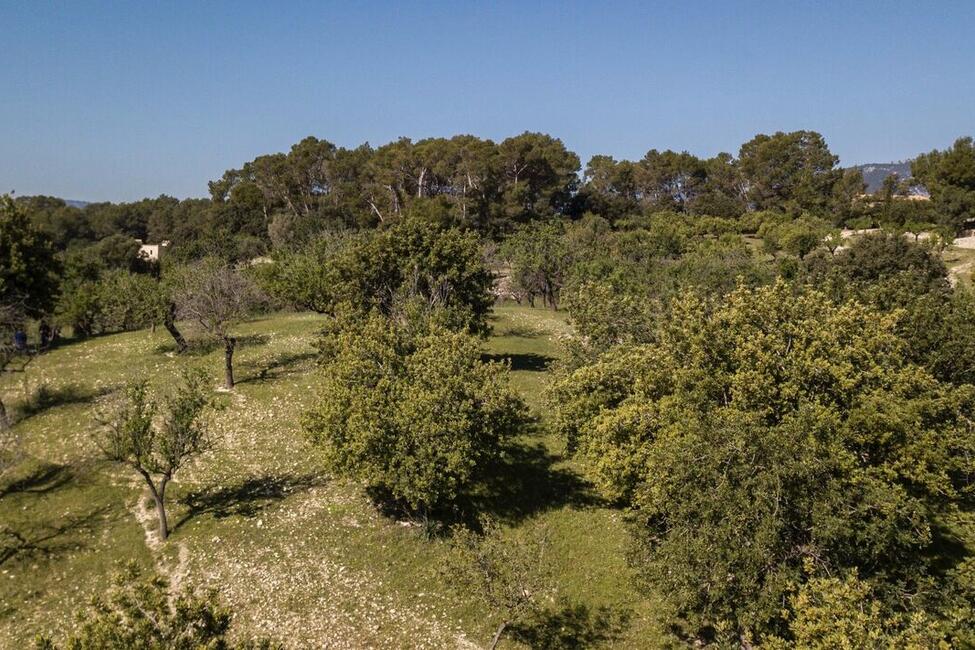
[551, 281, 975, 644]
[304, 313, 527, 516]
[259, 217, 494, 336]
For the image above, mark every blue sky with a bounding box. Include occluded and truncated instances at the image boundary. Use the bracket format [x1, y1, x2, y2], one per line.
[2, 1, 973, 202]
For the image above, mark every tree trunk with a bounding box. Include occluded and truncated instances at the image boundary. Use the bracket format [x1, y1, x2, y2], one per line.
[489, 621, 508, 650]
[164, 303, 188, 353]
[144, 475, 169, 541]
[0, 398, 8, 431]
[224, 336, 236, 389]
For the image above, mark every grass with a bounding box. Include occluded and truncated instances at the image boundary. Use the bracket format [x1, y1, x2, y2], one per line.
[0, 306, 663, 648]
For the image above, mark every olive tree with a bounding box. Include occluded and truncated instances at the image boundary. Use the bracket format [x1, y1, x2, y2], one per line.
[96, 370, 211, 541]
[171, 260, 264, 389]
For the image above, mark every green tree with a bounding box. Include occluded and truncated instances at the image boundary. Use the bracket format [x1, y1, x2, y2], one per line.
[261, 218, 494, 336]
[496, 132, 580, 228]
[500, 221, 570, 309]
[304, 314, 526, 516]
[760, 567, 950, 649]
[738, 131, 841, 214]
[550, 282, 975, 643]
[441, 519, 556, 650]
[0, 195, 61, 317]
[34, 563, 276, 649]
[96, 370, 212, 541]
[912, 136, 975, 232]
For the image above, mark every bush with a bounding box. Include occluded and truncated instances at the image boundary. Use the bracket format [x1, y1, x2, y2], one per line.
[56, 270, 164, 336]
[260, 218, 494, 335]
[304, 314, 527, 516]
[550, 281, 975, 643]
[34, 563, 277, 649]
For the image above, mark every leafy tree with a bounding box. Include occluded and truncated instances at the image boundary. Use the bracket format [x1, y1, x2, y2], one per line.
[0, 195, 61, 317]
[738, 131, 841, 214]
[500, 221, 570, 308]
[550, 281, 975, 643]
[496, 132, 580, 228]
[760, 215, 834, 258]
[760, 567, 951, 649]
[96, 370, 212, 541]
[171, 260, 264, 388]
[912, 136, 975, 231]
[34, 563, 276, 649]
[304, 314, 526, 516]
[261, 218, 493, 336]
[575, 155, 641, 223]
[634, 149, 707, 212]
[441, 519, 555, 650]
[825, 231, 947, 288]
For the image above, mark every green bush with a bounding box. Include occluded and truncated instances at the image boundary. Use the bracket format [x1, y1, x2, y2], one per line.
[304, 314, 527, 515]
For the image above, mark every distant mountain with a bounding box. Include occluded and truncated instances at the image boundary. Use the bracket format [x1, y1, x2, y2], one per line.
[64, 199, 90, 209]
[854, 162, 928, 196]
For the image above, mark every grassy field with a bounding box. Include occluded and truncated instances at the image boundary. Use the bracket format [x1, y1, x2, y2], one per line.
[0, 306, 662, 649]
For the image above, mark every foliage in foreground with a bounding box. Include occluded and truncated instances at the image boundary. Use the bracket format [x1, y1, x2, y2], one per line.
[34, 563, 276, 649]
[304, 313, 527, 515]
[550, 280, 975, 645]
[441, 519, 556, 650]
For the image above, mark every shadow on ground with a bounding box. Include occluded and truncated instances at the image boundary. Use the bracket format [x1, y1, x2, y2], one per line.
[174, 472, 328, 531]
[238, 349, 318, 385]
[154, 333, 272, 357]
[0, 462, 76, 498]
[470, 436, 600, 525]
[511, 600, 632, 649]
[481, 352, 555, 372]
[0, 505, 113, 567]
[14, 383, 110, 424]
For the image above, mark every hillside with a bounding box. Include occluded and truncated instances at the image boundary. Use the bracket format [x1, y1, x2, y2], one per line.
[0, 307, 660, 649]
[855, 161, 930, 195]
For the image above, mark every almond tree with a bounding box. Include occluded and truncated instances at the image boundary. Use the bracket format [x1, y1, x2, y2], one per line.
[171, 259, 263, 389]
[97, 370, 211, 541]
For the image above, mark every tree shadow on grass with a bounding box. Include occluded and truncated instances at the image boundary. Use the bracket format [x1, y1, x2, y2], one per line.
[13, 383, 110, 424]
[511, 600, 632, 649]
[173, 472, 328, 532]
[0, 462, 75, 498]
[467, 437, 601, 526]
[154, 333, 271, 357]
[237, 349, 318, 385]
[481, 352, 555, 372]
[0, 504, 113, 567]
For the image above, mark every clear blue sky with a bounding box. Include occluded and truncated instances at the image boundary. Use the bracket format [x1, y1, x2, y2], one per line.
[2, 0, 973, 202]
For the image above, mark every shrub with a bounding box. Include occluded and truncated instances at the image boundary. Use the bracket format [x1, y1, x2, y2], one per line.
[304, 314, 527, 515]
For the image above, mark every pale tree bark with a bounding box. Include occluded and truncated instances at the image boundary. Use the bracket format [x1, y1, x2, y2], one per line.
[489, 621, 508, 650]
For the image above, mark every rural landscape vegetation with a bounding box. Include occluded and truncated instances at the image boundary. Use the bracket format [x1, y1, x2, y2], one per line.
[3, 128, 975, 648]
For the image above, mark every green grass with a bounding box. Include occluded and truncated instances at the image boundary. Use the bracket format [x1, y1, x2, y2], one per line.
[0, 307, 661, 648]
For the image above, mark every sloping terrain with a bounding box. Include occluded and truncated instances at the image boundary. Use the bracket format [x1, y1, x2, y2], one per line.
[0, 307, 660, 648]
